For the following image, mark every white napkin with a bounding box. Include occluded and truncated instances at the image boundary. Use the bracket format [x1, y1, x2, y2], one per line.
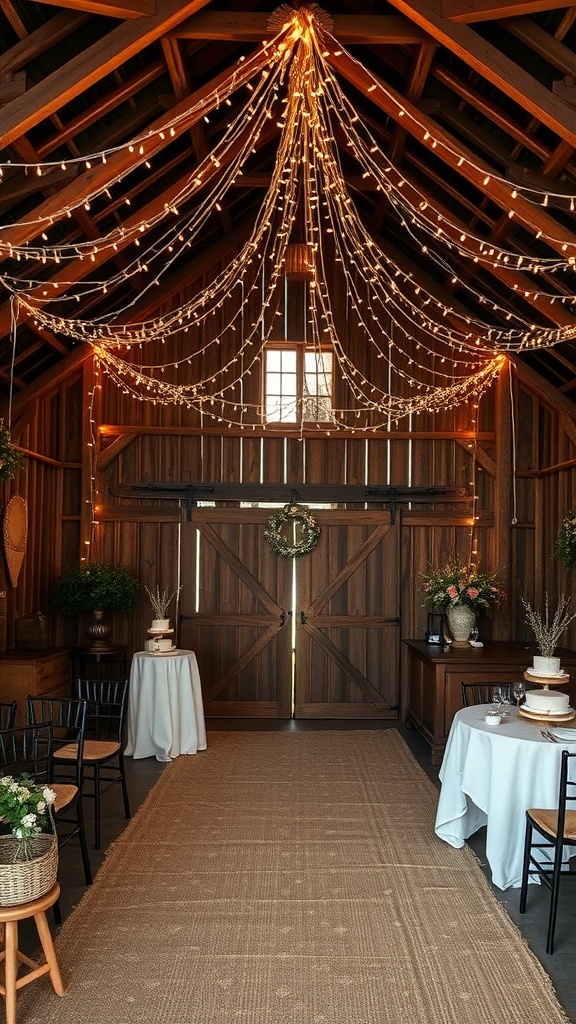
[550, 728, 576, 741]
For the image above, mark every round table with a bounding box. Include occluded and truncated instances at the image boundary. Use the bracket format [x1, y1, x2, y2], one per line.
[434, 704, 576, 889]
[125, 650, 207, 761]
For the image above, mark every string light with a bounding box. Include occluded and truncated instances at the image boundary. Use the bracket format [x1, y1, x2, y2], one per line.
[1, 5, 575, 435]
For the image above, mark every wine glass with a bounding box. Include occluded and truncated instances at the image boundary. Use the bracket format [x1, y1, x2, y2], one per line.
[492, 686, 504, 708]
[513, 681, 526, 707]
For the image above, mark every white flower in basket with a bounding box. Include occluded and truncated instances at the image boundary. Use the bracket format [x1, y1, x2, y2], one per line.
[0, 774, 58, 905]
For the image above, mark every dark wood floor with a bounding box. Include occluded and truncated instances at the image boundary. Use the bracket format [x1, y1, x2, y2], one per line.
[19, 720, 576, 1023]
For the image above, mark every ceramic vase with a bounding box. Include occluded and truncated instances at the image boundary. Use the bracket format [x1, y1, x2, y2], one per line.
[86, 609, 112, 651]
[446, 604, 477, 648]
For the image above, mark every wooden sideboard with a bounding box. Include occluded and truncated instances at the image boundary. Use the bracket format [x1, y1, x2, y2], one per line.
[0, 647, 71, 724]
[404, 640, 576, 766]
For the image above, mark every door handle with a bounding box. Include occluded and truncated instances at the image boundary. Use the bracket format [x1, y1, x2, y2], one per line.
[280, 610, 286, 626]
[300, 610, 307, 625]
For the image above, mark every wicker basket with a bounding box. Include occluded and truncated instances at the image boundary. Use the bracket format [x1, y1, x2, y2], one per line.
[15, 611, 47, 651]
[0, 834, 58, 906]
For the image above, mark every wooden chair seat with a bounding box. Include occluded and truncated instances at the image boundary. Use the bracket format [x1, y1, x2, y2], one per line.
[52, 783, 78, 814]
[0, 881, 64, 1024]
[57, 739, 120, 762]
[528, 808, 576, 842]
[520, 749, 576, 953]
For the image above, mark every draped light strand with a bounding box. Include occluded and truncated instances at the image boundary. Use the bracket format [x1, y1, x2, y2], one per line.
[2, 4, 575, 433]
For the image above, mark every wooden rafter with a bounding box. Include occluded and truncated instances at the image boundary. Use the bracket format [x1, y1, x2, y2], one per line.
[32, 0, 155, 18]
[0, 0, 213, 148]
[387, 0, 576, 146]
[170, 12, 430, 44]
[442, 1, 576, 24]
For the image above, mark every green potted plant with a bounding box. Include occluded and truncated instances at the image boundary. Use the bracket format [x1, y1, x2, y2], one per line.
[553, 510, 576, 574]
[55, 562, 140, 649]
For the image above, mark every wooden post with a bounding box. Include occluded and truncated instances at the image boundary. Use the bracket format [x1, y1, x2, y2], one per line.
[494, 360, 512, 639]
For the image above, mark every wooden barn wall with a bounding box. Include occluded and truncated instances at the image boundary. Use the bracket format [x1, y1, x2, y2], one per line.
[3, 284, 576, 716]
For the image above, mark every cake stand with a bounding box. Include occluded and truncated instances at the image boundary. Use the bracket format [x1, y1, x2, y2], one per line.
[519, 669, 575, 723]
[522, 670, 570, 690]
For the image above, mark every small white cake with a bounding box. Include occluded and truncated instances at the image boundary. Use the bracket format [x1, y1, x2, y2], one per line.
[151, 618, 170, 631]
[524, 689, 570, 714]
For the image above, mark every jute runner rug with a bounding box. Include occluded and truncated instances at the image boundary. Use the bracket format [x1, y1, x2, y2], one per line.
[21, 730, 569, 1024]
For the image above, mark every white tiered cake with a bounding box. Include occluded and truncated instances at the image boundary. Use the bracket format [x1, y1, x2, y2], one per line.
[524, 689, 570, 714]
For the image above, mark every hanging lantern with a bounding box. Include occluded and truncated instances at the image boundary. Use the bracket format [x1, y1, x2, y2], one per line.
[284, 243, 314, 281]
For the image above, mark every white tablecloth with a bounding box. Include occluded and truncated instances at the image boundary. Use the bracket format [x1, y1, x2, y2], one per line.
[434, 704, 576, 890]
[125, 650, 207, 762]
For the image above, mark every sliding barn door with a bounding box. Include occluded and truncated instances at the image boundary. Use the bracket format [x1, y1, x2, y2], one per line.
[294, 510, 399, 718]
[180, 507, 400, 719]
[180, 508, 293, 717]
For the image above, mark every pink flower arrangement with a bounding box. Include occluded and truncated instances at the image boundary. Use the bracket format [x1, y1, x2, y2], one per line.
[420, 561, 505, 614]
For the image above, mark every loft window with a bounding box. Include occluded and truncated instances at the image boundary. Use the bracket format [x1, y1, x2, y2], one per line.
[264, 344, 333, 423]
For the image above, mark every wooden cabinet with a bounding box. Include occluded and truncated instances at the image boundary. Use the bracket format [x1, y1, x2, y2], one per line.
[0, 648, 71, 723]
[404, 640, 576, 766]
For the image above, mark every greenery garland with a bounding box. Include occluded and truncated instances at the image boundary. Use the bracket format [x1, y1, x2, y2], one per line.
[553, 510, 576, 574]
[0, 424, 25, 482]
[264, 503, 321, 558]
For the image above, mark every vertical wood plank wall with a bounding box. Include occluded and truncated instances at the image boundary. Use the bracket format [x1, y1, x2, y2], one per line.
[2, 343, 576, 716]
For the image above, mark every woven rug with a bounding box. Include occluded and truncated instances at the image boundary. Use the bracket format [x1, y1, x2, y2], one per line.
[21, 730, 569, 1024]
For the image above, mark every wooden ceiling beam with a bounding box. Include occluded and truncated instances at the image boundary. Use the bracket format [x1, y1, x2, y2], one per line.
[0, 0, 214, 149]
[0, 0, 27, 37]
[386, 0, 576, 148]
[443, 1, 576, 23]
[170, 12, 430, 44]
[0, 45, 271, 252]
[433, 65, 550, 160]
[35, 59, 165, 158]
[0, 11, 89, 75]
[0, 115, 278, 339]
[501, 15, 576, 78]
[388, 42, 437, 167]
[32, 0, 156, 19]
[328, 47, 576, 260]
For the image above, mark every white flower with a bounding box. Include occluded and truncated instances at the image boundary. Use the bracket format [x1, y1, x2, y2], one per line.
[21, 813, 37, 828]
[0, 776, 13, 787]
[42, 787, 56, 806]
[36, 801, 46, 813]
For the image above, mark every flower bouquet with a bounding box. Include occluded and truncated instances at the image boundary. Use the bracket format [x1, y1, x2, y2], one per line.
[0, 773, 56, 858]
[0, 774, 58, 905]
[420, 560, 505, 614]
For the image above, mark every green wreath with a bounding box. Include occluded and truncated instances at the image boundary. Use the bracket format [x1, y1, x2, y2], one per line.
[264, 503, 321, 558]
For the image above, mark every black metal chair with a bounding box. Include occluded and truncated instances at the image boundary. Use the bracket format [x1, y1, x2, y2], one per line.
[69, 678, 131, 849]
[519, 749, 576, 954]
[0, 718, 92, 926]
[0, 702, 17, 731]
[460, 682, 515, 707]
[25, 697, 92, 887]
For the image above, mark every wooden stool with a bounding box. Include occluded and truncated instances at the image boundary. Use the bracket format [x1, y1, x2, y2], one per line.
[0, 882, 64, 1024]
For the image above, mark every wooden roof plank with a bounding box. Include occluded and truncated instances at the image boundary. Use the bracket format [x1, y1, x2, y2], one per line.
[0, 0, 213, 148]
[0, 10, 90, 75]
[328, 46, 576, 259]
[387, 0, 576, 147]
[502, 15, 576, 78]
[170, 12, 430, 44]
[31, 0, 156, 20]
[0, 45, 271, 251]
[443, 1, 576, 23]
